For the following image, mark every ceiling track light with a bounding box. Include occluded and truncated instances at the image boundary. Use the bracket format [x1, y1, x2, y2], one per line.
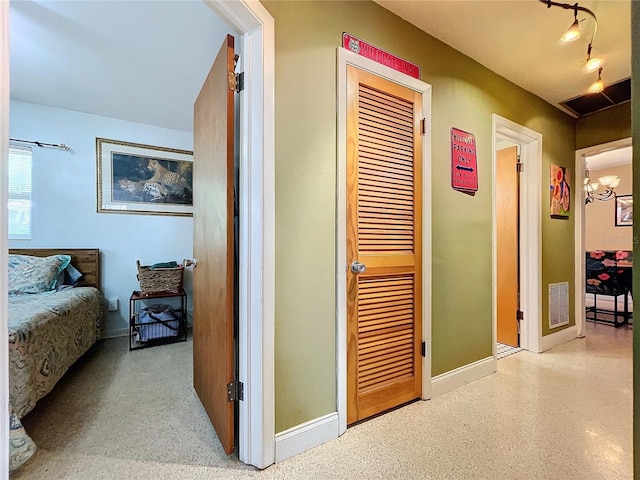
[540, 0, 605, 94]
[589, 67, 604, 93]
[561, 11, 581, 42]
[585, 43, 605, 73]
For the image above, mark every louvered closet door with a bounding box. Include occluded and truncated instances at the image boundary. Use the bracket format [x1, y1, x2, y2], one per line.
[346, 66, 423, 424]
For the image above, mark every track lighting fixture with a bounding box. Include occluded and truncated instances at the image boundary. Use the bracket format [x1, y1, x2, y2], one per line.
[588, 68, 604, 93]
[540, 0, 606, 94]
[585, 44, 605, 73]
[561, 11, 581, 42]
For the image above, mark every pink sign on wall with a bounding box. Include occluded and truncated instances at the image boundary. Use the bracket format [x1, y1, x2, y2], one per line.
[451, 128, 478, 192]
[343, 33, 420, 79]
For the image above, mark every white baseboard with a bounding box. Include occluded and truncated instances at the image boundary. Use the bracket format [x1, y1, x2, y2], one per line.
[431, 356, 495, 398]
[275, 412, 339, 463]
[539, 325, 578, 352]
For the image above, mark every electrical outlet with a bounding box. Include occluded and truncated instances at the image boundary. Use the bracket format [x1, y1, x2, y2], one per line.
[107, 298, 119, 312]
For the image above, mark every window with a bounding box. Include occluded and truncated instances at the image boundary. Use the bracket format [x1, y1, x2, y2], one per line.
[8, 145, 32, 239]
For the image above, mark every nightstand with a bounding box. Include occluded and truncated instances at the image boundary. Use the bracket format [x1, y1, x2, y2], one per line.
[129, 288, 188, 350]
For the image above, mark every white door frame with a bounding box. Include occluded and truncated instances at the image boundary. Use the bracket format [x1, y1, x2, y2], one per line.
[574, 137, 633, 338]
[336, 47, 432, 435]
[1, 0, 10, 473]
[201, 0, 275, 468]
[0, 0, 276, 473]
[492, 115, 543, 355]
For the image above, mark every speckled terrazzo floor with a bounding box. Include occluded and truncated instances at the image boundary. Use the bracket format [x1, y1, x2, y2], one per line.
[11, 321, 631, 480]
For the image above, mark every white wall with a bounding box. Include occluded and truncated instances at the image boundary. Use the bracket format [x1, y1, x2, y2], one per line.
[9, 100, 193, 338]
[585, 163, 633, 251]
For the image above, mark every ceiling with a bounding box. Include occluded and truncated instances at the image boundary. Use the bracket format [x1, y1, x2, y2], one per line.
[9, 0, 631, 132]
[586, 145, 632, 170]
[376, 0, 631, 117]
[9, 0, 234, 133]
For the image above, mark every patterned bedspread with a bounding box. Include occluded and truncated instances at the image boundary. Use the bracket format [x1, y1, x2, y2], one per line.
[8, 287, 103, 419]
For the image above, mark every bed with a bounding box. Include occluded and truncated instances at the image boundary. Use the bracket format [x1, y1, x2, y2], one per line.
[8, 248, 103, 471]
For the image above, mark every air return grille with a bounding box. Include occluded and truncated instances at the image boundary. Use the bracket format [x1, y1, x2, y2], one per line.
[549, 282, 569, 329]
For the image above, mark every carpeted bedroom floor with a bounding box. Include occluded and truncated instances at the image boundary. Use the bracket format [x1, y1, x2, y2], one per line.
[10, 320, 632, 479]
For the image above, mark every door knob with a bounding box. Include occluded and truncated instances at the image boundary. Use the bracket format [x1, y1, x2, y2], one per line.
[351, 261, 366, 274]
[183, 258, 197, 268]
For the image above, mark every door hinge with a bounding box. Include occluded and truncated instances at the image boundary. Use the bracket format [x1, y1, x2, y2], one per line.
[516, 162, 524, 173]
[420, 118, 426, 136]
[228, 71, 245, 93]
[236, 72, 245, 93]
[421, 341, 426, 357]
[516, 310, 524, 334]
[227, 381, 244, 402]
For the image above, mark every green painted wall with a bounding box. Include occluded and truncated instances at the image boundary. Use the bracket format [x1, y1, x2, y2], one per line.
[576, 102, 631, 149]
[631, 3, 639, 478]
[264, 0, 577, 433]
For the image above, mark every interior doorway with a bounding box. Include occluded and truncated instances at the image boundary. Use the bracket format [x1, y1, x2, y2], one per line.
[0, 1, 276, 472]
[492, 115, 543, 356]
[344, 65, 424, 424]
[496, 146, 521, 348]
[336, 47, 432, 435]
[575, 138, 633, 337]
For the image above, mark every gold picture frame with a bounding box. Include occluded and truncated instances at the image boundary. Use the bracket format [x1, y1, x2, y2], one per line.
[96, 138, 193, 216]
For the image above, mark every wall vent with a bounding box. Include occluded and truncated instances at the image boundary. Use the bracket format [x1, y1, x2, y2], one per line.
[549, 282, 569, 329]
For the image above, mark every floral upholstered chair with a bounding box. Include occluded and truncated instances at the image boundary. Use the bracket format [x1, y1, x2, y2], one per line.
[585, 250, 632, 327]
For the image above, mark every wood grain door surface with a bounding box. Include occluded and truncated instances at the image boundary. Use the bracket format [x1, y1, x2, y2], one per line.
[346, 66, 423, 424]
[192, 34, 236, 454]
[496, 146, 519, 347]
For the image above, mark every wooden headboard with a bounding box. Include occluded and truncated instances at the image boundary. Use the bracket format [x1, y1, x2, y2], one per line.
[8, 248, 101, 290]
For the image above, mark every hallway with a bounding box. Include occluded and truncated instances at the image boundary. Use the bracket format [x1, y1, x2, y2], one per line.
[12, 321, 631, 479]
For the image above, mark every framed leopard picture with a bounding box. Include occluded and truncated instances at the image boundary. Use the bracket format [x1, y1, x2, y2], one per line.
[96, 138, 193, 216]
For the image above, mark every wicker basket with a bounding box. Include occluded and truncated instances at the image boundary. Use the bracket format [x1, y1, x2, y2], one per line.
[136, 260, 184, 294]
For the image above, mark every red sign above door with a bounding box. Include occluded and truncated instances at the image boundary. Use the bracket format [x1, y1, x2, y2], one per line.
[343, 33, 420, 79]
[451, 128, 478, 192]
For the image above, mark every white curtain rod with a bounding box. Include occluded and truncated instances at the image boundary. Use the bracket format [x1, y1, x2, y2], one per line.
[9, 138, 70, 151]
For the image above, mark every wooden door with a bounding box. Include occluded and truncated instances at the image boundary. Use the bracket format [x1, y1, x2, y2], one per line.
[193, 34, 236, 454]
[496, 146, 519, 347]
[346, 66, 423, 424]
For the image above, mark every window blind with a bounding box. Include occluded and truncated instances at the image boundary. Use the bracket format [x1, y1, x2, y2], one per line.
[8, 145, 32, 239]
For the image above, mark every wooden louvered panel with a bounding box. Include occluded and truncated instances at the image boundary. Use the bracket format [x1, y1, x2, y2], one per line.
[359, 141, 412, 159]
[359, 118, 413, 140]
[359, 89, 413, 117]
[359, 304, 413, 318]
[361, 190, 413, 202]
[360, 175, 413, 191]
[357, 101, 414, 127]
[359, 317, 414, 334]
[359, 127, 415, 149]
[346, 65, 422, 425]
[359, 291, 413, 304]
[359, 210, 413, 221]
[359, 199, 413, 211]
[358, 147, 414, 168]
[359, 132, 413, 151]
[360, 181, 413, 197]
[357, 85, 415, 255]
[357, 275, 414, 393]
[359, 342, 414, 361]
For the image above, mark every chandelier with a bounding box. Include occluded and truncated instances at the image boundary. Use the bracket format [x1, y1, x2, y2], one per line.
[584, 168, 620, 204]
